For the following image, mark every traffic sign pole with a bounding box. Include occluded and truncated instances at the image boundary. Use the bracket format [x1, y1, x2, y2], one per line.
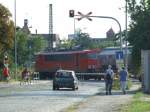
[116, 51, 124, 70]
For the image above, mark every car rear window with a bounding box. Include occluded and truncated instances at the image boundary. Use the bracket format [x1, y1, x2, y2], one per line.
[56, 72, 73, 78]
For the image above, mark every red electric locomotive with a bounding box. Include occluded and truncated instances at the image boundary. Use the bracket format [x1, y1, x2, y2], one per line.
[35, 49, 101, 79]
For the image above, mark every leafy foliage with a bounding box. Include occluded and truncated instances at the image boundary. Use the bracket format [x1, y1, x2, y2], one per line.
[121, 92, 150, 112]
[59, 29, 119, 50]
[74, 30, 93, 49]
[57, 39, 76, 50]
[16, 31, 29, 65]
[127, 0, 150, 73]
[12, 30, 47, 66]
[0, 4, 14, 61]
[58, 29, 93, 50]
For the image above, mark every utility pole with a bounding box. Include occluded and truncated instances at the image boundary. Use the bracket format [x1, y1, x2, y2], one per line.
[125, 0, 128, 70]
[74, 18, 76, 38]
[14, 0, 17, 79]
[49, 4, 53, 51]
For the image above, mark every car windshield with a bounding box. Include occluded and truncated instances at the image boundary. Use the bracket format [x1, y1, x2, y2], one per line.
[56, 72, 73, 78]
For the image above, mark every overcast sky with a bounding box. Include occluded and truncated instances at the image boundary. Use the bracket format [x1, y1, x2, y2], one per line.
[1, 0, 126, 39]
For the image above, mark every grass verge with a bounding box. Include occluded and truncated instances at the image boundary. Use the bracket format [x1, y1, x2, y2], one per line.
[113, 78, 132, 90]
[120, 92, 150, 112]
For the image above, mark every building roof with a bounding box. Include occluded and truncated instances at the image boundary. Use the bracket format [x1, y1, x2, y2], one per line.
[99, 47, 132, 55]
[106, 28, 115, 38]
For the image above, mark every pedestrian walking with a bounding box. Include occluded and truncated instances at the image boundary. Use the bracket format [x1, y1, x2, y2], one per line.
[105, 65, 114, 95]
[20, 68, 31, 85]
[2, 66, 10, 82]
[119, 67, 128, 94]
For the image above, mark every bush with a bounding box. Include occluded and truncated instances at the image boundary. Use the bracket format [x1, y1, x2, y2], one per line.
[113, 78, 132, 90]
[121, 92, 150, 112]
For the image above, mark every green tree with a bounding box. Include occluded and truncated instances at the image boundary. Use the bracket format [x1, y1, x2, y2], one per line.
[31, 35, 48, 53]
[57, 39, 75, 50]
[58, 29, 93, 50]
[74, 29, 120, 49]
[59, 28, 119, 50]
[15, 30, 29, 65]
[74, 29, 93, 49]
[13, 30, 47, 66]
[0, 4, 14, 62]
[127, 0, 150, 73]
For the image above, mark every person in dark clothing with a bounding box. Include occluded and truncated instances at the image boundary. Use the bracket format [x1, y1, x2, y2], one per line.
[119, 67, 128, 94]
[20, 68, 31, 85]
[105, 65, 114, 95]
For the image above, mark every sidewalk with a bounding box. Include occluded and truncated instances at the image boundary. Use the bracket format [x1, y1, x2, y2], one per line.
[98, 79, 141, 95]
[0, 80, 51, 88]
[64, 80, 141, 112]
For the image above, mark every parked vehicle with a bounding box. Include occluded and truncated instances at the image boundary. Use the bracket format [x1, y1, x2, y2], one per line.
[53, 70, 78, 90]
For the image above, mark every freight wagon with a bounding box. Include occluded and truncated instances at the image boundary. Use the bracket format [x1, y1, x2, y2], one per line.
[98, 47, 132, 73]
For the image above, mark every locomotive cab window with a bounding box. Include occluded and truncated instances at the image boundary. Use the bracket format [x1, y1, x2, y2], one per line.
[45, 54, 73, 61]
[87, 53, 97, 59]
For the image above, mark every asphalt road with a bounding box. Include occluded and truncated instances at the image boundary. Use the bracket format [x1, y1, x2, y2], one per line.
[0, 80, 105, 112]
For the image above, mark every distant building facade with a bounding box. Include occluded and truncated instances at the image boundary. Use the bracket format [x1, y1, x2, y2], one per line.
[21, 19, 60, 51]
[106, 28, 115, 39]
[68, 34, 78, 40]
[22, 19, 30, 34]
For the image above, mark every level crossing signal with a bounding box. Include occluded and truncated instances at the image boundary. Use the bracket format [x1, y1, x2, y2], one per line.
[69, 10, 75, 17]
[77, 12, 92, 21]
[69, 10, 92, 21]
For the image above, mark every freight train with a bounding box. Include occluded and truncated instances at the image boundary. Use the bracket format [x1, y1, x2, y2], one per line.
[35, 47, 132, 79]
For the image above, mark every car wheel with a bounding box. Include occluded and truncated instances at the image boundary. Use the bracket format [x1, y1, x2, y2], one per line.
[76, 86, 78, 90]
[98, 77, 101, 80]
[56, 86, 59, 90]
[72, 86, 75, 91]
[53, 85, 56, 90]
